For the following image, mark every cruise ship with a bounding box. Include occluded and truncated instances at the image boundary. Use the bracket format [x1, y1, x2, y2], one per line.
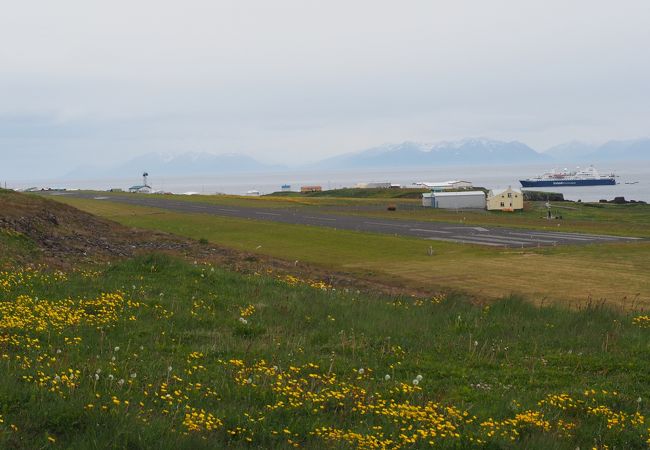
[520, 166, 617, 187]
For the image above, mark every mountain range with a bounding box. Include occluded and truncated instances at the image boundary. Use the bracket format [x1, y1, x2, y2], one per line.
[64, 137, 650, 178]
[313, 139, 550, 169]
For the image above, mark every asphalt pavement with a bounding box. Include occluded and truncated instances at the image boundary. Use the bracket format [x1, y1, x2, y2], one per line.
[45, 191, 643, 248]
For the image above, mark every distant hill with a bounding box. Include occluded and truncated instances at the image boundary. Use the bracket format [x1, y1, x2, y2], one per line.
[313, 138, 550, 169]
[544, 138, 650, 162]
[543, 141, 598, 160]
[589, 139, 650, 161]
[66, 152, 283, 179]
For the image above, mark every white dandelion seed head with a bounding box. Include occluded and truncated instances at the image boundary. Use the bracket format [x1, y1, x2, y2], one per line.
[111, 356, 116, 361]
[108, 374, 114, 380]
[130, 373, 137, 379]
[56, 349, 61, 354]
[239, 317, 248, 325]
[384, 374, 391, 381]
[167, 366, 173, 372]
[118, 379, 125, 386]
[638, 397, 643, 403]
[416, 374, 423, 382]
[94, 373, 100, 381]
[114, 346, 120, 352]
[357, 368, 365, 375]
[412, 379, 419, 386]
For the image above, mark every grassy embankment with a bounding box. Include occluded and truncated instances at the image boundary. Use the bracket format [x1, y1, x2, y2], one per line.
[2, 251, 650, 449]
[52, 197, 650, 308]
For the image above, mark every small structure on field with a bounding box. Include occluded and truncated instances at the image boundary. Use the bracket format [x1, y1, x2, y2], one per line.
[129, 172, 152, 193]
[424, 191, 486, 209]
[281, 184, 292, 192]
[487, 186, 523, 211]
[301, 185, 322, 193]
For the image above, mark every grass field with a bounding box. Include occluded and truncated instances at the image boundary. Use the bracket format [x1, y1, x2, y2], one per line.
[88, 191, 650, 238]
[3, 190, 650, 448]
[52, 197, 650, 308]
[2, 253, 650, 449]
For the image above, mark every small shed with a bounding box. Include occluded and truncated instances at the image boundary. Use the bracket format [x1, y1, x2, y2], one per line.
[301, 185, 322, 193]
[421, 192, 433, 207]
[431, 191, 486, 209]
[487, 187, 523, 211]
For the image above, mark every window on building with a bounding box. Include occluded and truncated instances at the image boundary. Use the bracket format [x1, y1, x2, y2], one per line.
[500, 202, 505, 207]
[507, 193, 512, 198]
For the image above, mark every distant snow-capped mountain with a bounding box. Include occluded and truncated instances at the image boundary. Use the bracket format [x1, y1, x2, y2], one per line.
[313, 138, 550, 169]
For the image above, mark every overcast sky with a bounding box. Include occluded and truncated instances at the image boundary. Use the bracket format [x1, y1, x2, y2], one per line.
[1, 0, 649, 178]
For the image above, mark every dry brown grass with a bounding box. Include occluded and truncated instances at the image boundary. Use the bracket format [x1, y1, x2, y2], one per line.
[349, 243, 650, 309]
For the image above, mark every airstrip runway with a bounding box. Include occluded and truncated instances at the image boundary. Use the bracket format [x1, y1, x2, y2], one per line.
[47, 192, 643, 248]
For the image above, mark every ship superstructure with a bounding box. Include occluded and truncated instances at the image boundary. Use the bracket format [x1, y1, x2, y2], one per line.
[520, 166, 617, 187]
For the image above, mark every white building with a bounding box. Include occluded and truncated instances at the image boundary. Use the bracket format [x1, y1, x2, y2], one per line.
[425, 191, 486, 209]
[129, 172, 151, 193]
[128, 185, 151, 193]
[414, 180, 473, 191]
